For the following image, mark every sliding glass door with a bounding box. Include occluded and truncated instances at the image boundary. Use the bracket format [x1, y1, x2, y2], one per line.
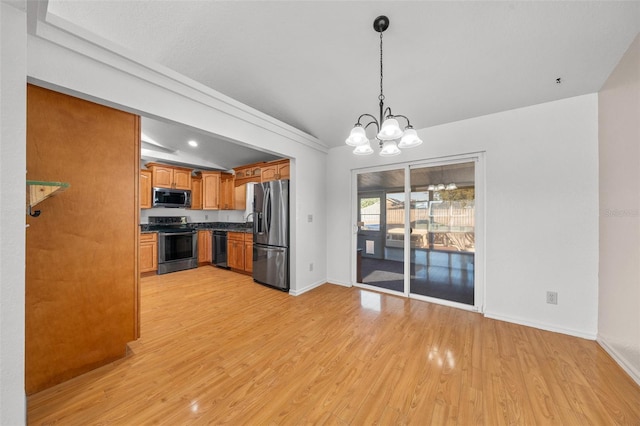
[354, 159, 479, 309]
[408, 162, 475, 305]
[356, 169, 406, 294]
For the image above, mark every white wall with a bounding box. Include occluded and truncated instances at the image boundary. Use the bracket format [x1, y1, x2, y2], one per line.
[290, 155, 327, 294]
[26, 14, 328, 295]
[327, 94, 599, 338]
[0, 2, 27, 424]
[598, 34, 640, 384]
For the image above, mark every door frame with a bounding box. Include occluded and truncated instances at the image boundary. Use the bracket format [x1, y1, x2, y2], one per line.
[351, 153, 485, 313]
[352, 164, 408, 298]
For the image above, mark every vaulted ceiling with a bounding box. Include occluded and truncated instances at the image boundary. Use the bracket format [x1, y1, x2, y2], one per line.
[47, 1, 640, 165]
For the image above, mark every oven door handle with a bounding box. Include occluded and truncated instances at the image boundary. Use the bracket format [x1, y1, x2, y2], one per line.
[159, 231, 196, 237]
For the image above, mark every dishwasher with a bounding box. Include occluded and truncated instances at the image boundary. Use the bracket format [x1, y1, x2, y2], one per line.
[212, 230, 230, 269]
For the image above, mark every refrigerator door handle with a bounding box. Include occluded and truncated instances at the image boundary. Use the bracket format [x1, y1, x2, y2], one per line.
[266, 192, 272, 234]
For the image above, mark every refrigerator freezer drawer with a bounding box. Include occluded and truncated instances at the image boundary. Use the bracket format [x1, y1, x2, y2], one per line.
[253, 244, 289, 291]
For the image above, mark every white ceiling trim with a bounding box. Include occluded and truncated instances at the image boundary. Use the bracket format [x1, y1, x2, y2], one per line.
[30, 4, 329, 155]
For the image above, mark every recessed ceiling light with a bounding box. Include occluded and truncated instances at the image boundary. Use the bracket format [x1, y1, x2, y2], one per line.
[188, 140, 198, 147]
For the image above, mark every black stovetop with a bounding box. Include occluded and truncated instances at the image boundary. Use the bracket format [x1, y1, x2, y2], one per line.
[146, 216, 194, 233]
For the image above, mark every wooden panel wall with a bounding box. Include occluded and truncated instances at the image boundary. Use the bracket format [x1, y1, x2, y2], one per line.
[26, 84, 140, 395]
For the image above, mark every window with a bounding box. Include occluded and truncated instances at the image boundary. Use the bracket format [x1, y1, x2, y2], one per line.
[359, 197, 380, 231]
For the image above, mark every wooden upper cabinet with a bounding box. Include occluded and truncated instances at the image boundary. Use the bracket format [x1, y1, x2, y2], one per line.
[261, 165, 278, 182]
[234, 165, 262, 185]
[190, 175, 202, 210]
[250, 166, 262, 178]
[201, 171, 220, 210]
[220, 173, 235, 210]
[234, 167, 249, 180]
[151, 165, 173, 188]
[140, 170, 152, 209]
[261, 159, 290, 182]
[173, 168, 192, 190]
[146, 163, 192, 190]
[234, 184, 247, 211]
[278, 161, 290, 180]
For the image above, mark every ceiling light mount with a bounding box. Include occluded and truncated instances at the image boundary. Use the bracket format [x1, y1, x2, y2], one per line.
[345, 15, 422, 156]
[373, 15, 389, 33]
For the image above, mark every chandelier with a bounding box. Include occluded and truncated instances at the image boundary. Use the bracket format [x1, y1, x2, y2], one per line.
[345, 15, 422, 156]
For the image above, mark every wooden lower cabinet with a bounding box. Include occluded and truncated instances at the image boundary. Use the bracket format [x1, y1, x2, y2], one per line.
[228, 232, 252, 274]
[228, 232, 245, 270]
[140, 232, 158, 273]
[197, 230, 212, 264]
[244, 239, 253, 273]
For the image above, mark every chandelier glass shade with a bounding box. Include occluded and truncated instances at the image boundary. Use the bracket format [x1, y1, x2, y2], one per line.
[379, 140, 401, 156]
[398, 127, 422, 148]
[345, 125, 369, 147]
[346, 15, 423, 156]
[353, 142, 374, 155]
[377, 118, 403, 141]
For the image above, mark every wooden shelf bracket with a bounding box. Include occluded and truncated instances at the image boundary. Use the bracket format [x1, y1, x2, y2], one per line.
[26, 180, 70, 217]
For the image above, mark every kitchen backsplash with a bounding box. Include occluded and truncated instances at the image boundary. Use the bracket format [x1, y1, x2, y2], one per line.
[140, 208, 246, 224]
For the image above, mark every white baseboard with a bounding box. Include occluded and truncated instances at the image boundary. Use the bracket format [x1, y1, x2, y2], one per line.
[325, 279, 352, 288]
[289, 279, 326, 296]
[597, 336, 640, 387]
[484, 311, 597, 340]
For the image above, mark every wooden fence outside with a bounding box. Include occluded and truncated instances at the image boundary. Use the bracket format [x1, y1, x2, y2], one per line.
[386, 202, 475, 228]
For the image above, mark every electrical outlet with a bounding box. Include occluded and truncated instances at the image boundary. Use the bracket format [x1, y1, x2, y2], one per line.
[307, 214, 313, 223]
[205, 214, 208, 220]
[546, 291, 558, 305]
[309, 262, 314, 272]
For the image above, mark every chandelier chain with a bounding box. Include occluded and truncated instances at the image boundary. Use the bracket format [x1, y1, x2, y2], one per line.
[379, 30, 384, 102]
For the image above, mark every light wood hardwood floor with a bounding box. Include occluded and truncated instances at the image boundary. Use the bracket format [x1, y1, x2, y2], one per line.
[28, 267, 640, 425]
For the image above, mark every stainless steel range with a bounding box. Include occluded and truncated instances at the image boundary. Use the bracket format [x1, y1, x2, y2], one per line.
[147, 216, 198, 274]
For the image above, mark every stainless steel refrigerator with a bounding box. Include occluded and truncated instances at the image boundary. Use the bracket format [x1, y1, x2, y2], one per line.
[253, 179, 289, 291]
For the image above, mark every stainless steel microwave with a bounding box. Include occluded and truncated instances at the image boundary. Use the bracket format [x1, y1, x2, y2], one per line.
[152, 187, 191, 208]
